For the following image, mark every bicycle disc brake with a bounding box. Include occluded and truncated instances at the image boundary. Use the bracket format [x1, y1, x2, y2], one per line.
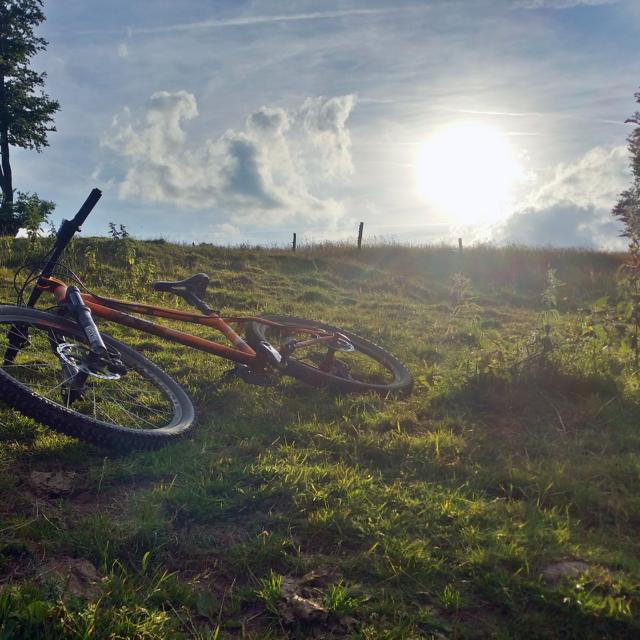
[57, 343, 128, 404]
[57, 343, 123, 380]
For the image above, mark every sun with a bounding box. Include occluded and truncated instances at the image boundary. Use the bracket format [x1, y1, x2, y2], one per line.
[416, 123, 524, 225]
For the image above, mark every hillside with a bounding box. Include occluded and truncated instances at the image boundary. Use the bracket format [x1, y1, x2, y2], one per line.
[0, 239, 638, 639]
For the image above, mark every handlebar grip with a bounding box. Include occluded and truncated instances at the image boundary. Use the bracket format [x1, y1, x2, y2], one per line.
[71, 188, 102, 228]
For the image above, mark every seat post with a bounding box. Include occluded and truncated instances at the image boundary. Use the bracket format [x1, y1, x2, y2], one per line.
[150, 273, 213, 314]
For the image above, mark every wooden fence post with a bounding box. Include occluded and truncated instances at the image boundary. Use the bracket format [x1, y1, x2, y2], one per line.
[357, 222, 364, 250]
[458, 237, 463, 254]
[292, 232, 297, 252]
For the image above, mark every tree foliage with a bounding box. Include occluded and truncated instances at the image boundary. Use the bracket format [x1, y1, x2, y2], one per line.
[0, 0, 59, 234]
[612, 88, 640, 367]
[612, 89, 640, 246]
[12, 190, 54, 236]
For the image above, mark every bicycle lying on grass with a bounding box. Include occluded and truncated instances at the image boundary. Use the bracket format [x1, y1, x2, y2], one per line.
[0, 190, 412, 449]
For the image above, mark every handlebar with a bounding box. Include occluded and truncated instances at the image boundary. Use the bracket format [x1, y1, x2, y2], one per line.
[26, 188, 102, 307]
[71, 188, 102, 228]
[56, 188, 102, 247]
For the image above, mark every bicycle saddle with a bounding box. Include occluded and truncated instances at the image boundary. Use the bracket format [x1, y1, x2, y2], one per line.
[151, 273, 209, 299]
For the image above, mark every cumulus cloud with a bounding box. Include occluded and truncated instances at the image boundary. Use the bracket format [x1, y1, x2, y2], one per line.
[300, 95, 356, 178]
[494, 145, 629, 248]
[527, 145, 629, 211]
[102, 91, 356, 223]
[494, 203, 624, 248]
[209, 222, 242, 242]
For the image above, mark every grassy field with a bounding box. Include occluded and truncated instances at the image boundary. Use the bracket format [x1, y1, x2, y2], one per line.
[0, 237, 639, 639]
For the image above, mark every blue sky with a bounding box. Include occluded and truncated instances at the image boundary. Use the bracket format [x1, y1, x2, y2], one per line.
[12, 0, 640, 247]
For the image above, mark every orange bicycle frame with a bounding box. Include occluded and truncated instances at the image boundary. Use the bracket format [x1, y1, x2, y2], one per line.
[39, 277, 260, 365]
[36, 277, 330, 367]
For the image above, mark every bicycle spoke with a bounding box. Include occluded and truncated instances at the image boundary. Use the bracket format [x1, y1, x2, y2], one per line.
[99, 391, 158, 428]
[3, 362, 54, 368]
[112, 397, 171, 419]
[113, 383, 173, 417]
[42, 373, 78, 397]
[100, 395, 165, 427]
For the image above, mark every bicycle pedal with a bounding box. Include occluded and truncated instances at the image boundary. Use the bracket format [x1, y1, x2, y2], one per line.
[225, 364, 277, 387]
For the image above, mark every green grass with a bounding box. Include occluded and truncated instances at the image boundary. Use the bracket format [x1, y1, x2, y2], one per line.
[0, 237, 639, 638]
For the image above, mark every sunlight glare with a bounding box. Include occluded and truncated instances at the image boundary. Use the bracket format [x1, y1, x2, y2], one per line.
[416, 123, 524, 225]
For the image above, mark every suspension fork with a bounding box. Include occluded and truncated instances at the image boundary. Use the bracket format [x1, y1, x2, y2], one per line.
[61, 286, 108, 401]
[62, 286, 108, 357]
[3, 324, 29, 366]
[40, 280, 105, 355]
[45, 281, 112, 400]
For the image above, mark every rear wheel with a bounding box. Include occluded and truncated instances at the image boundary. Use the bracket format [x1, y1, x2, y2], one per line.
[246, 315, 412, 394]
[0, 306, 195, 449]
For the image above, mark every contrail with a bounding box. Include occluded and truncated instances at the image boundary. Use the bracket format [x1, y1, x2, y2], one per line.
[442, 108, 544, 117]
[438, 107, 628, 126]
[132, 8, 413, 36]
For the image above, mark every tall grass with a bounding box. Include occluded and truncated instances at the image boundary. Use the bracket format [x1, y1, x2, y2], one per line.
[0, 236, 625, 303]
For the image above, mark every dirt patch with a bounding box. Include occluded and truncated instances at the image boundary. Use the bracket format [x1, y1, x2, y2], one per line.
[29, 470, 77, 496]
[38, 556, 102, 600]
[542, 560, 590, 583]
[271, 572, 358, 637]
[279, 574, 328, 625]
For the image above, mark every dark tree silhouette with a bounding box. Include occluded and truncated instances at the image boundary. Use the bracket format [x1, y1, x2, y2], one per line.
[613, 89, 640, 244]
[613, 88, 640, 366]
[0, 0, 59, 235]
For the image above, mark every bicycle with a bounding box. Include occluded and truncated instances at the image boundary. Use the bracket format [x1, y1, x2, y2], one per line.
[0, 189, 412, 449]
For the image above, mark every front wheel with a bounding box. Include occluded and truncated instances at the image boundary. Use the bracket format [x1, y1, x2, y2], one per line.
[245, 315, 412, 394]
[0, 305, 196, 450]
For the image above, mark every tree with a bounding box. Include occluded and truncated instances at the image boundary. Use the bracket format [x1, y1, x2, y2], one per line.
[13, 190, 54, 238]
[612, 88, 640, 366]
[0, 0, 59, 235]
[613, 89, 640, 247]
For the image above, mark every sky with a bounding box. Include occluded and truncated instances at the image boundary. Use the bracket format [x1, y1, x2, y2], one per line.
[11, 0, 640, 248]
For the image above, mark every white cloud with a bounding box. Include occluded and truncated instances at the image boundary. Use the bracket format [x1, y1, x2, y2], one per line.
[300, 95, 356, 179]
[526, 145, 629, 211]
[102, 91, 356, 224]
[493, 203, 624, 248]
[493, 145, 629, 248]
[117, 43, 129, 59]
[209, 222, 242, 243]
[516, 0, 617, 8]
